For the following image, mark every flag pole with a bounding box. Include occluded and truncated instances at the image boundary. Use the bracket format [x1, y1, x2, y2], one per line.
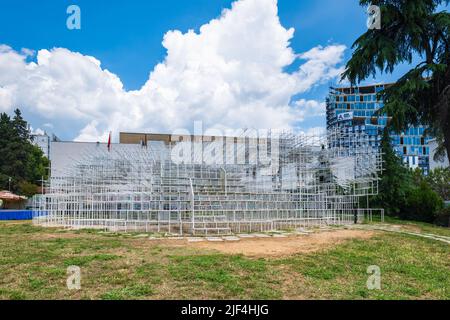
[107, 131, 112, 152]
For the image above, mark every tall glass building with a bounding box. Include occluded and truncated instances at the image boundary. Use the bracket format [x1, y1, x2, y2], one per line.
[326, 83, 431, 174]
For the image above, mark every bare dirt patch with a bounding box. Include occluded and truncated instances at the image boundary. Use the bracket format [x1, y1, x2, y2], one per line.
[20, 225, 378, 259]
[188, 229, 377, 257]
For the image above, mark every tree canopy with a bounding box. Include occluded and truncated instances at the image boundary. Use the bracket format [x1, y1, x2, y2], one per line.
[342, 0, 450, 162]
[371, 128, 444, 222]
[0, 109, 49, 197]
[426, 166, 450, 199]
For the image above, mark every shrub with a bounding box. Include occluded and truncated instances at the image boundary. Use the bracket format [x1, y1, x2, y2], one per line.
[434, 207, 450, 227]
[17, 181, 39, 198]
[426, 167, 450, 200]
[400, 181, 444, 223]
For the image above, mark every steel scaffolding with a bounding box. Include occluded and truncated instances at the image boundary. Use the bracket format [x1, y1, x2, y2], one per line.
[33, 128, 383, 235]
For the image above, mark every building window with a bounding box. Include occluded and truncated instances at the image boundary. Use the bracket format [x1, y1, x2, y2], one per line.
[403, 147, 407, 155]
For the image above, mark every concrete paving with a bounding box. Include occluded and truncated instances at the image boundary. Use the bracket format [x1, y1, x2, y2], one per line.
[253, 233, 271, 238]
[188, 237, 206, 242]
[223, 236, 240, 241]
[206, 237, 224, 242]
[238, 234, 256, 238]
[167, 236, 184, 240]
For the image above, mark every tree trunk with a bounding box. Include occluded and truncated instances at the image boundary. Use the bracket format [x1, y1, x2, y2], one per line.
[444, 120, 450, 164]
[437, 82, 450, 164]
[443, 63, 450, 163]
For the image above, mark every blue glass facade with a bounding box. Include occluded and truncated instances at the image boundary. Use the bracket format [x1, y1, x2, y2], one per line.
[326, 84, 430, 174]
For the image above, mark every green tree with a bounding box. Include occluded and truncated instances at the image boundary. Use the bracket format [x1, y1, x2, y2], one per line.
[372, 128, 413, 215]
[426, 167, 450, 199]
[0, 113, 14, 189]
[402, 178, 444, 222]
[0, 109, 49, 196]
[342, 0, 450, 162]
[372, 130, 444, 221]
[8, 109, 31, 183]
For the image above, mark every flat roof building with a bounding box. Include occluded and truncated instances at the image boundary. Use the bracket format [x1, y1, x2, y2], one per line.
[326, 83, 432, 174]
[31, 132, 60, 160]
[428, 139, 449, 170]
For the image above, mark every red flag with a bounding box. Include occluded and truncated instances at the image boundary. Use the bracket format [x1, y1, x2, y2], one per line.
[107, 132, 111, 152]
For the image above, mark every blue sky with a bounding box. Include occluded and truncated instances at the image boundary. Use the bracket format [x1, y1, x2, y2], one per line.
[0, 0, 422, 141]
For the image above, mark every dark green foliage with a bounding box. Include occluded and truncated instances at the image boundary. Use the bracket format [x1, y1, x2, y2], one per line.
[434, 206, 450, 226]
[372, 129, 413, 215]
[401, 176, 444, 222]
[372, 129, 444, 222]
[0, 109, 49, 196]
[426, 167, 450, 199]
[17, 181, 39, 198]
[343, 0, 450, 162]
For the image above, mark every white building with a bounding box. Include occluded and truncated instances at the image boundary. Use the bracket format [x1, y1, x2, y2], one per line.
[428, 139, 449, 170]
[31, 132, 60, 159]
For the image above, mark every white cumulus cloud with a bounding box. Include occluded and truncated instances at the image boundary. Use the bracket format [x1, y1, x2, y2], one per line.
[0, 0, 345, 141]
[294, 99, 326, 122]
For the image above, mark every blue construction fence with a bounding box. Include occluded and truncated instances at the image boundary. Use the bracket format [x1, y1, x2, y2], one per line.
[0, 210, 47, 221]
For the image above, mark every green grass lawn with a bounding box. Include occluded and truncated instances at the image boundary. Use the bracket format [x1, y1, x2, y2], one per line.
[375, 215, 450, 237]
[0, 221, 448, 300]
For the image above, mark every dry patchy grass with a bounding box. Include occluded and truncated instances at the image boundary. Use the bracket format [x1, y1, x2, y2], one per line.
[0, 221, 448, 300]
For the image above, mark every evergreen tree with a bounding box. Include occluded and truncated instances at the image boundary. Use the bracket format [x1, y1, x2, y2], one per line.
[373, 128, 444, 222]
[12, 109, 30, 141]
[372, 128, 413, 215]
[404, 172, 444, 222]
[0, 109, 49, 196]
[343, 0, 450, 162]
[426, 167, 450, 199]
[8, 109, 30, 183]
[0, 113, 13, 189]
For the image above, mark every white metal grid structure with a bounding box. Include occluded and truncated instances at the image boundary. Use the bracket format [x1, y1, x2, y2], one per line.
[33, 128, 383, 235]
